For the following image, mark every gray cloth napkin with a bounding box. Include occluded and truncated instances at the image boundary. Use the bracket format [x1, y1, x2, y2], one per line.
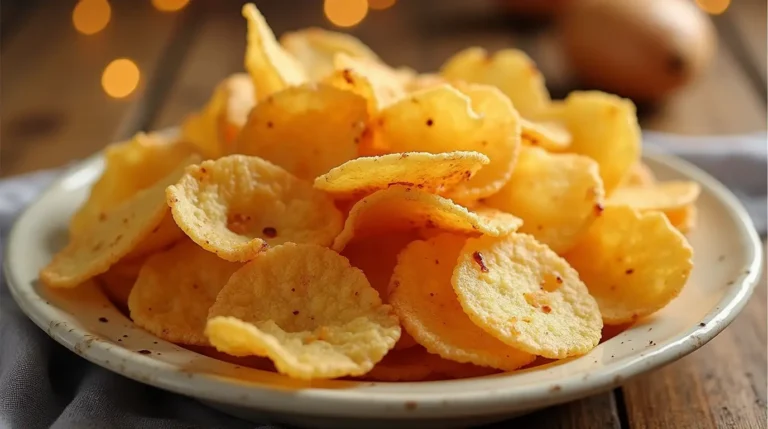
[1, 133, 765, 429]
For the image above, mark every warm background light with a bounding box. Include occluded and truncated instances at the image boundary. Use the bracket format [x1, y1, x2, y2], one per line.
[72, 0, 111, 35]
[324, 0, 368, 27]
[368, 0, 396, 11]
[151, 0, 190, 12]
[102, 59, 140, 99]
[695, 0, 731, 15]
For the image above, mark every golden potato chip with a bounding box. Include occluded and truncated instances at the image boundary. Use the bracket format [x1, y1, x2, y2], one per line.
[666, 203, 697, 234]
[236, 83, 369, 180]
[607, 181, 701, 212]
[341, 231, 418, 299]
[124, 212, 185, 260]
[440, 47, 551, 117]
[390, 234, 535, 370]
[404, 73, 448, 92]
[96, 262, 141, 311]
[362, 346, 498, 381]
[520, 117, 571, 152]
[128, 240, 241, 345]
[41, 156, 200, 288]
[366, 83, 521, 201]
[332, 186, 523, 252]
[484, 146, 605, 254]
[452, 233, 603, 359]
[393, 331, 419, 351]
[242, 4, 306, 101]
[280, 28, 379, 81]
[330, 53, 405, 112]
[555, 91, 641, 193]
[314, 151, 489, 199]
[206, 243, 400, 379]
[167, 155, 343, 262]
[565, 206, 694, 325]
[69, 133, 196, 237]
[621, 162, 656, 188]
[181, 73, 255, 158]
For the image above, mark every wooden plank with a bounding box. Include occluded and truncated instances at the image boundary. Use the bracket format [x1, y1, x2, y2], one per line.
[622, 258, 768, 429]
[721, 0, 767, 87]
[0, 2, 196, 177]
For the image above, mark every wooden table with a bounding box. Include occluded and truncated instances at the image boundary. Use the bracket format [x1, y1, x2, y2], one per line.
[2, 1, 766, 427]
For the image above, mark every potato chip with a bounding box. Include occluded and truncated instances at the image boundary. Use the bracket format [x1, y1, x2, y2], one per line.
[69, 133, 197, 238]
[41, 156, 200, 288]
[242, 4, 306, 102]
[565, 206, 694, 325]
[128, 240, 241, 345]
[96, 263, 140, 311]
[393, 331, 419, 351]
[554, 91, 641, 193]
[440, 47, 551, 117]
[329, 53, 405, 112]
[332, 186, 523, 252]
[404, 73, 448, 92]
[366, 83, 521, 201]
[341, 231, 418, 299]
[206, 243, 400, 379]
[452, 233, 603, 359]
[484, 146, 605, 254]
[124, 211, 185, 259]
[181, 73, 255, 158]
[607, 181, 701, 212]
[620, 162, 656, 188]
[520, 117, 571, 152]
[314, 151, 489, 199]
[666, 203, 697, 234]
[281, 28, 379, 81]
[236, 83, 368, 180]
[167, 155, 343, 262]
[390, 234, 535, 370]
[362, 346, 498, 381]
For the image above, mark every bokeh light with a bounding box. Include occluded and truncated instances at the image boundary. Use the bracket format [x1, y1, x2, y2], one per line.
[72, 0, 111, 35]
[368, 0, 396, 10]
[102, 59, 141, 99]
[695, 0, 730, 15]
[152, 0, 190, 12]
[324, 0, 368, 28]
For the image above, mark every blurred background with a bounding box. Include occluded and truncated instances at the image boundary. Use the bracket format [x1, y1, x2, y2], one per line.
[1, 0, 766, 177]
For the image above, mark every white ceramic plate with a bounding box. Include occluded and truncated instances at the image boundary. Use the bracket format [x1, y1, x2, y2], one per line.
[5, 149, 762, 429]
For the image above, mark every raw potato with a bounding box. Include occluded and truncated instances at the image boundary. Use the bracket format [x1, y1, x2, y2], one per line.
[485, 146, 605, 254]
[314, 151, 489, 199]
[167, 155, 343, 262]
[389, 234, 536, 370]
[236, 83, 369, 181]
[565, 206, 694, 324]
[332, 185, 523, 252]
[452, 233, 603, 359]
[128, 240, 241, 345]
[206, 243, 401, 379]
[281, 28, 379, 81]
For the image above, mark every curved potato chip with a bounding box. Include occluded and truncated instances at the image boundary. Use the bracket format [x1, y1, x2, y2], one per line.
[556, 91, 641, 193]
[206, 243, 400, 379]
[565, 206, 694, 325]
[367, 83, 521, 201]
[124, 211, 185, 259]
[97, 267, 139, 312]
[236, 83, 368, 180]
[362, 346, 498, 381]
[242, 4, 306, 101]
[520, 117, 571, 152]
[440, 47, 551, 117]
[485, 146, 605, 254]
[167, 155, 343, 262]
[69, 133, 196, 237]
[607, 181, 701, 212]
[390, 234, 535, 370]
[181, 73, 255, 158]
[128, 240, 241, 345]
[330, 53, 405, 112]
[665, 203, 697, 234]
[341, 231, 418, 299]
[404, 73, 448, 92]
[332, 186, 523, 251]
[452, 233, 603, 359]
[314, 151, 489, 198]
[620, 162, 656, 188]
[281, 28, 379, 81]
[42, 156, 200, 288]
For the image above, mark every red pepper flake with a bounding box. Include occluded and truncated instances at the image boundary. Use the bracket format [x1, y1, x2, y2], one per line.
[594, 203, 605, 215]
[292, 310, 300, 315]
[262, 226, 277, 238]
[472, 251, 489, 272]
[200, 167, 207, 173]
[426, 118, 434, 127]
[625, 268, 634, 275]
[541, 305, 552, 314]
[267, 121, 274, 128]
[342, 68, 354, 84]
[556, 276, 563, 284]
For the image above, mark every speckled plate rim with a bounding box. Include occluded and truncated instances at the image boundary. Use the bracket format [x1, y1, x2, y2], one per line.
[5, 144, 763, 421]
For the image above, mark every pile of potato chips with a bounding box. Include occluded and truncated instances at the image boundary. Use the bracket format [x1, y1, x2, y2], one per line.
[41, 4, 697, 381]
